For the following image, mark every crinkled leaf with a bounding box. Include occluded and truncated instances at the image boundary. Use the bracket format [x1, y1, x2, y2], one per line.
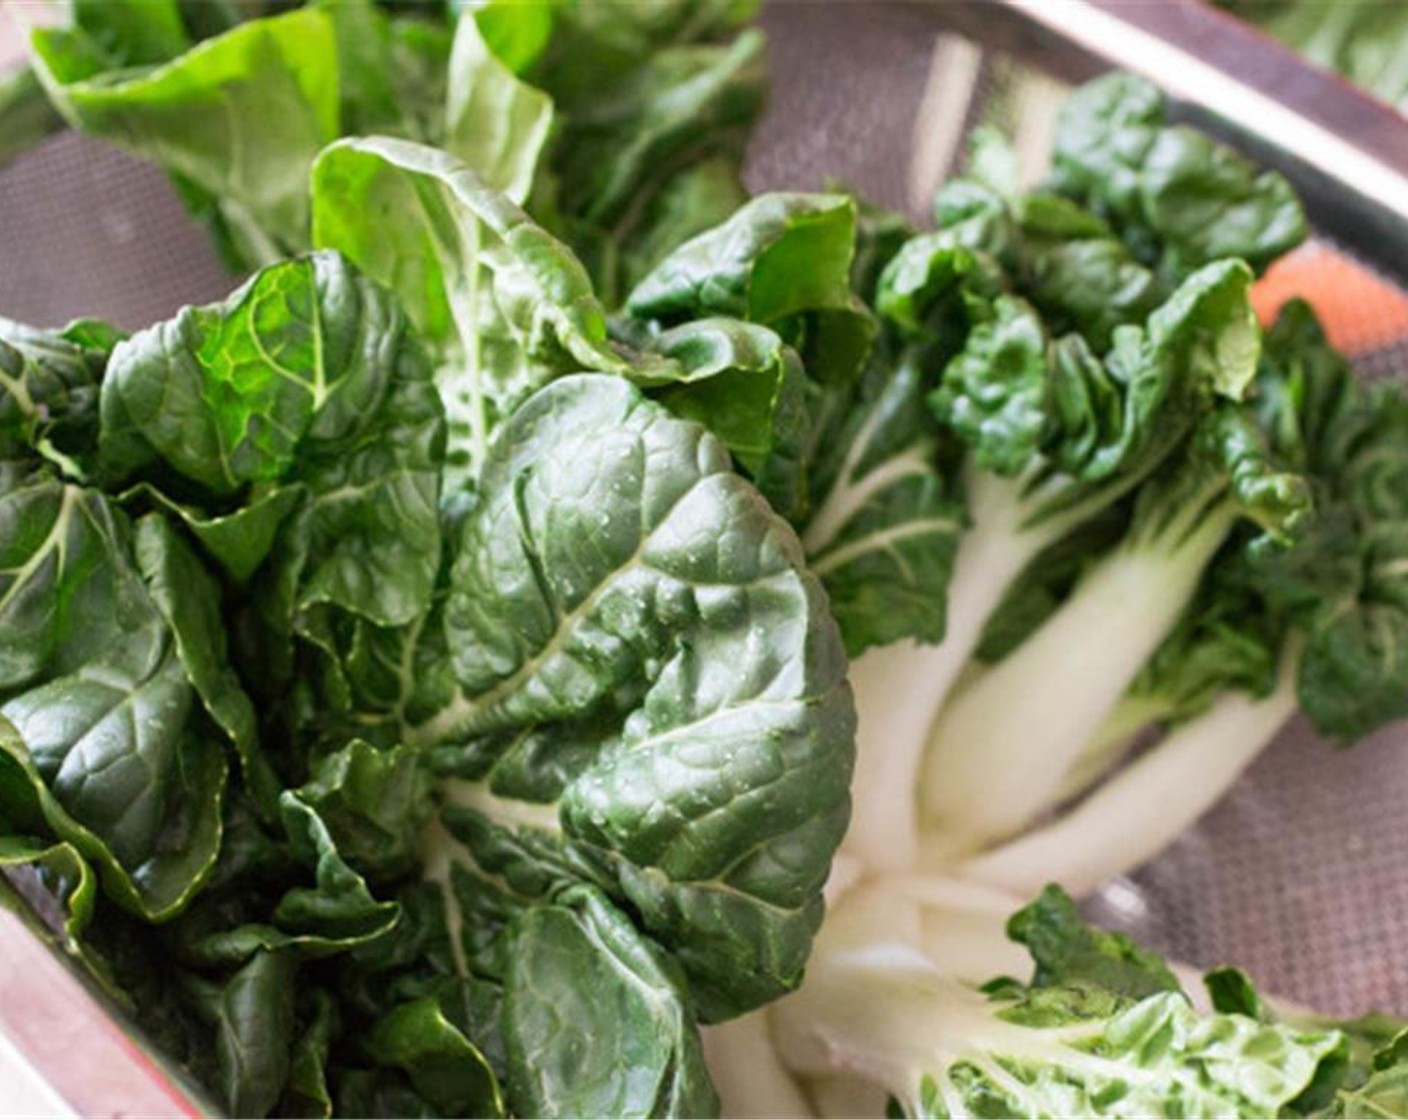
[873, 230, 993, 362]
[274, 796, 401, 947]
[1007, 884, 1182, 1000]
[291, 740, 432, 884]
[1130, 403, 1311, 549]
[1050, 73, 1306, 278]
[930, 254, 1258, 519]
[0, 665, 229, 922]
[0, 316, 119, 478]
[174, 796, 400, 969]
[1017, 193, 1162, 351]
[628, 190, 873, 389]
[1242, 303, 1408, 739]
[0, 479, 165, 703]
[102, 253, 407, 498]
[101, 252, 445, 639]
[0, 487, 231, 920]
[312, 138, 631, 486]
[624, 192, 878, 516]
[778, 888, 1348, 1120]
[932, 294, 1049, 477]
[419, 374, 853, 1021]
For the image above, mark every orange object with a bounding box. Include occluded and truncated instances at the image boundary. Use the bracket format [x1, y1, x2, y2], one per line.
[1252, 242, 1408, 356]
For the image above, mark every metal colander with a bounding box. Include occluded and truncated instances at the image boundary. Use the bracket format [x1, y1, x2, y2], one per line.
[2, 1, 1407, 1111]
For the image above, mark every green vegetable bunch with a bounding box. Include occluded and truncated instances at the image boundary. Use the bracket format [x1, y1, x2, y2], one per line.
[1, 3, 852, 1115]
[3, 3, 1408, 1119]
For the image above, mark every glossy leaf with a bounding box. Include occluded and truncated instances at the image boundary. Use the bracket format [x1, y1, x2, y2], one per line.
[503, 887, 716, 1118]
[0, 485, 232, 920]
[312, 138, 630, 484]
[0, 316, 119, 479]
[101, 252, 445, 637]
[369, 995, 504, 1118]
[424, 374, 854, 1022]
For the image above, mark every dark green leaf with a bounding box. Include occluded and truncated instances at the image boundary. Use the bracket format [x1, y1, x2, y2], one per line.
[1006, 884, 1182, 999]
[291, 740, 432, 884]
[369, 996, 504, 1118]
[423, 374, 853, 1021]
[503, 888, 716, 1119]
[803, 354, 962, 654]
[1050, 73, 1306, 278]
[187, 949, 299, 1118]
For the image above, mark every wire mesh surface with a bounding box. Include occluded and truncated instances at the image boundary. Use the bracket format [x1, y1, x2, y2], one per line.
[0, 0, 1405, 1066]
[0, 132, 230, 329]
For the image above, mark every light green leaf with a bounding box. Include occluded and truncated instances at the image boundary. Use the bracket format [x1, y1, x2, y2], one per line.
[31, 8, 340, 262]
[444, 14, 552, 204]
[312, 138, 629, 485]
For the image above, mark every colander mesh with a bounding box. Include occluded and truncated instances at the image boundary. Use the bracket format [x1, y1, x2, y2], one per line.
[1, 1, 1404, 1027]
[0, 132, 230, 329]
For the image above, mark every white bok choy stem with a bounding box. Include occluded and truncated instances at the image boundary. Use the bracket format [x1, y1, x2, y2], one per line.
[961, 636, 1303, 898]
[773, 933, 1101, 1120]
[843, 464, 1067, 870]
[919, 499, 1239, 860]
[883, 873, 1034, 983]
[1052, 692, 1170, 803]
[701, 1012, 815, 1120]
[702, 869, 926, 1120]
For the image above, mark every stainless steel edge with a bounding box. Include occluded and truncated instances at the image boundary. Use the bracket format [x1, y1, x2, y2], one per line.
[0, 883, 213, 1118]
[924, 0, 1408, 279]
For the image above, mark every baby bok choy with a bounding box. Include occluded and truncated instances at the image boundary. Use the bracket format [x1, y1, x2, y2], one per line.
[771, 886, 1408, 1120]
[961, 299, 1408, 896]
[0, 143, 858, 1118]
